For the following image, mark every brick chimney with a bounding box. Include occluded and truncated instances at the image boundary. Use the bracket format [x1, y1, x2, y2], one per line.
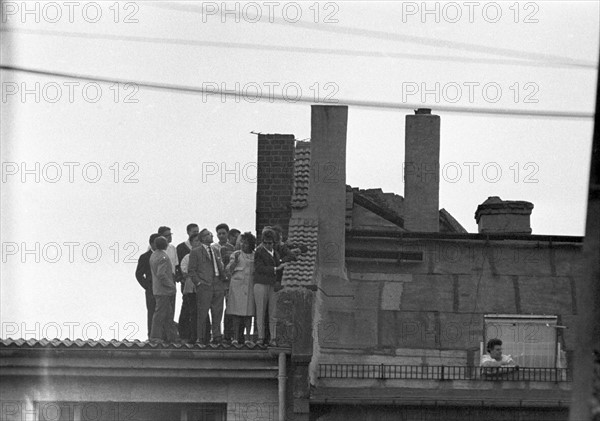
[404, 108, 440, 232]
[475, 196, 534, 234]
[255, 134, 295, 236]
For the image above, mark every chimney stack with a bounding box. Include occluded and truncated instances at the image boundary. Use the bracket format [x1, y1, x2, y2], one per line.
[255, 134, 295, 236]
[309, 105, 348, 271]
[475, 196, 534, 234]
[404, 108, 440, 232]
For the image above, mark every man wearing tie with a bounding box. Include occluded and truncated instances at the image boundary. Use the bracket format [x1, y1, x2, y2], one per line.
[188, 228, 226, 346]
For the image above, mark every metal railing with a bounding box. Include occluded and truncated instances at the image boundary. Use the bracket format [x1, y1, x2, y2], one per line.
[318, 364, 572, 382]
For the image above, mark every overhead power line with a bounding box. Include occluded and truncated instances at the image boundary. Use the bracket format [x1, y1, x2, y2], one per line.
[0, 64, 594, 119]
[1, 27, 594, 71]
[150, 2, 597, 69]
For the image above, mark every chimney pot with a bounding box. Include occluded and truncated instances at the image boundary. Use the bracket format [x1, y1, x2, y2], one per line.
[475, 197, 534, 234]
[415, 108, 432, 115]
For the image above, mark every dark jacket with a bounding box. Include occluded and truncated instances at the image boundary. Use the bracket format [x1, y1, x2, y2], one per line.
[253, 245, 281, 285]
[135, 249, 153, 291]
[275, 242, 295, 263]
[176, 241, 191, 267]
[176, 241, 192, 292]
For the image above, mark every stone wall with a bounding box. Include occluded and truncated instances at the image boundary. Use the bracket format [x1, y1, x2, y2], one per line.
[315, 237, 583, 367]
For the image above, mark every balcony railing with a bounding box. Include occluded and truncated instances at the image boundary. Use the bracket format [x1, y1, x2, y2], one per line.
[318, 364, 572, 382]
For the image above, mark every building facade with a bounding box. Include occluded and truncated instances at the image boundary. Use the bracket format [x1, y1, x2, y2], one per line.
[266, 106, 581, 421]
[1, 106, 583, 421]
[0, 339, 287, 421]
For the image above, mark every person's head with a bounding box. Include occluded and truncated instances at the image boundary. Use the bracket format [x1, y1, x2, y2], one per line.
[148, 233, 160, 251]
[234, 233, 243, 250]
[154, 236, 169, 251]
[240, 232, 256, 254]
[228, 228, 241, 245]
[261, 226, 272, 238]
[486, 338, 503, 361]
[199, 228, 213, 245]
[261, 229, 276, 252]
[272, 225, 284, 243]
[189, 233, 201, 249]
[216, 223, 229, 244]
[157, 226, 172, 244]
[186, 223, 199, 240]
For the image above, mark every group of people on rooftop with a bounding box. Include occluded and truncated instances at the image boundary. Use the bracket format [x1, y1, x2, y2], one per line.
[135, 223, 523, 364]
[135, 223, 301, 347]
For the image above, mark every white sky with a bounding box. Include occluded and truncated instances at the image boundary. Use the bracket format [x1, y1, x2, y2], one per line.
[1, 1, 598, 341]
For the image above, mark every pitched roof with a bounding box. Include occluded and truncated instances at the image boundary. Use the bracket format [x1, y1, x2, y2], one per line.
[356, 188, 405, 216]
[348, 188, 467, 233]
[440, 208, 468, 234]
[348, 187, 406, 229]
[281, 217, 318, 287]
[291, 141, 310, 209]
[0, 338, 269, 351]
[290, 143, 466, 233]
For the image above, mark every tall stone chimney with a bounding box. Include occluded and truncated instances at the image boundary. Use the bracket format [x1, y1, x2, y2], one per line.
[309, 105, 348, 272]
[255, 134, 295, 236]
[404, 108, 440, 232]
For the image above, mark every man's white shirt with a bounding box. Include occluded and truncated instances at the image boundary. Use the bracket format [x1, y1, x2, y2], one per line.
[480, 354, 516, 367]
[202, 244, 220, 276]
[166, 244, 178, 274]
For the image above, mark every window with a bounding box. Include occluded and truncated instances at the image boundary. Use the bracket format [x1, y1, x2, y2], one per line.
[483, 315, 559, 368]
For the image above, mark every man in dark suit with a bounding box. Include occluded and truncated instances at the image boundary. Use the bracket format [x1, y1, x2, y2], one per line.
[135, 233, 160, 339]
[215, 223, 236, 342]
[176, 223, 210, 340]
[254, 229, 287, 346]
[188, 228, 227, 345]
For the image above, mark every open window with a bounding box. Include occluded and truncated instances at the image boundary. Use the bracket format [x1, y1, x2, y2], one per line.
[482, 314, 560, 368]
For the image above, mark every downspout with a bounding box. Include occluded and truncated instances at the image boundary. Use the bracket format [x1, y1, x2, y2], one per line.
[278, 352, 287, 421]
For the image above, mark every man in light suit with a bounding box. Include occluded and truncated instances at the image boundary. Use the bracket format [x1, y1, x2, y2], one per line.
[157, 226, 179, 274]
[188, 228, 226, 345]
[149, 236, 177, 343]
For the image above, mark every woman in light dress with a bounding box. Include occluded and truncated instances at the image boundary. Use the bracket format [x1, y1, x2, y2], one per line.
[225, 232, 256, 345]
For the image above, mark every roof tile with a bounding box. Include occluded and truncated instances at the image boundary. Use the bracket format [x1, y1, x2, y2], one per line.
[281, 217, 318, 287]
[0, 338, 270, 351]
[291, 142, 311, 209]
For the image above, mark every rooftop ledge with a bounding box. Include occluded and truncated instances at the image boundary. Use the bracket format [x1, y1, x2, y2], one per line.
[310, 387, 572, 408]
[314, 365, 572, 408]
[1, 339, 290, 379]
[346, 229, 583, 243]
[0, 338, 291, 361]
